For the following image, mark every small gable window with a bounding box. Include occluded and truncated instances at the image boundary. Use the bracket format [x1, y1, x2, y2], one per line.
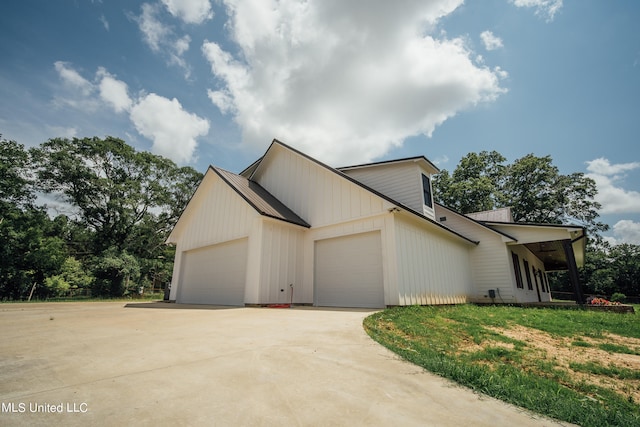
[422, 174, 433, 208]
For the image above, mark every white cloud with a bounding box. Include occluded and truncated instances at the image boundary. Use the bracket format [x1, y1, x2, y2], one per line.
[161, 0, 213, 24]
[135, 3, 170, 51]
[99, 14, 110, 31]
[53, 62, 209, 164]
[54, 61, 93, 96]
[207, 89, 235, 114]
[480, 31, 503, 51]
[605, 220, 640, 246]
[510, 0, 562, 22]
[48, 126, 78, 139]
[433, 155, 449, 166]
[203, 0, 506, 165]
[586, 158, 640, 214]
[585, 157, 640, 176]
[133, 3, 192, 78]
[97, 68, 133, 113]
[130, 93, 210, 163]
[52, 61, 101, 111]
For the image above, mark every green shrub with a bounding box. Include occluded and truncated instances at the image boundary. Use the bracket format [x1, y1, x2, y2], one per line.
[611, 293, 626, 303]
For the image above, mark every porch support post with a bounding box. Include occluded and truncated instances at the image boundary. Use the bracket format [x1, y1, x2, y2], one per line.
[561, 239, 584, 306]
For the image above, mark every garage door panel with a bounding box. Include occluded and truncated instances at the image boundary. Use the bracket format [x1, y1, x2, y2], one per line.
[314, 231, 384, 308]
[179, 238, 247, 305]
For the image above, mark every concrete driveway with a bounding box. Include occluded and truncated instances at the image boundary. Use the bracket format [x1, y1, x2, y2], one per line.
[0, 302, 571, 426]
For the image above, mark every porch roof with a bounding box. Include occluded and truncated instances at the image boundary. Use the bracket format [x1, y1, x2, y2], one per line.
[481, 221, 586, 270]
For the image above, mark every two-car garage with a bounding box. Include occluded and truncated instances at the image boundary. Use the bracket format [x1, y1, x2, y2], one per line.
[176, 232, 385, 308]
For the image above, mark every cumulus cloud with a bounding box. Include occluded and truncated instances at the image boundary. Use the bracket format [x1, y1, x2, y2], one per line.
[97, 68, 133, 113]
[585, 158, 640, 176]
[52, 61, 101, 111]
[135, 3, 170, 51]
[480, 31, 503, 51]
[132, 3, 192, 78]
[53, 62, 209, 164]
[510, 0, 562, 22]
[604, 220, 640, 246]
[161, 0, 213, 24]
[586, 158, 640, 214]
[203, 0, 506, 165]
[130, 94, 210, 163]
[54, 61, 93, 96]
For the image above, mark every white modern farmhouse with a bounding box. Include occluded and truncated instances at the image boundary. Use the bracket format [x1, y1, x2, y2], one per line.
[166, 139, 585, 307]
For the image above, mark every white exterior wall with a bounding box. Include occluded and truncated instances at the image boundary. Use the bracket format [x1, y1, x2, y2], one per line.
[434, 205, 515, 303]
[257, 220, 306, 304]
[509, 244, 551, 303]
[253, 145, 390, 227]
[173, 172, 257, 251]
[168, 172, 258, 300]
[394, 215, 473, 305]
[342, 164, 423, 212]
[342, 162, 436, 220]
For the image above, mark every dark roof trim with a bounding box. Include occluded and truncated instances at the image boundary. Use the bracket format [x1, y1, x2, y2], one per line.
[435, 202, 518, 242]
[211, 166, 311, 228]
[338, 155, 440, 174]
[239, 156, 263, 178]
[251, 139, 477, 245]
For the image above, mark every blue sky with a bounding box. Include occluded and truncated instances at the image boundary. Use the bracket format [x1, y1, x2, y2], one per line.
[1, 0, 639, 244]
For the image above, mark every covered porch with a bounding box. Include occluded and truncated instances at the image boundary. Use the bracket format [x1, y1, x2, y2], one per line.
[483, 222, 587, 304]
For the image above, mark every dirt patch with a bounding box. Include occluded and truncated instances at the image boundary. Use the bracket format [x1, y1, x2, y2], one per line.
[476, 325, 640, 403]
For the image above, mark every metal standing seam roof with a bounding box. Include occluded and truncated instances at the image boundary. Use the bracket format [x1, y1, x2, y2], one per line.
[211, 166, 311, 228]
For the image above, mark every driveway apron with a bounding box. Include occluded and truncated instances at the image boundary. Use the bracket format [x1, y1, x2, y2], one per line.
[0, 302, 573, 426]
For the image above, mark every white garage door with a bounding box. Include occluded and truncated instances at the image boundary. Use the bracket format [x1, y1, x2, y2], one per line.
[314, 231, 384, 308]
[178, 238, 248, 305]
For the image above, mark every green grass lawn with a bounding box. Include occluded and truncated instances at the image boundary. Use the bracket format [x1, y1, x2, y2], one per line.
[364, 305, 640, 427]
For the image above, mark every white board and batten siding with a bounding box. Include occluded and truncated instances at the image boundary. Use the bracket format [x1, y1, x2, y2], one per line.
[256, 220, 305, 304]
[434, 205, 515, 303]
[168, 171, 258, 302]
[394, 215, 473, 305]
[252, 145, 390, 227]
[509, 244, 551, 303]
[171, 170, 257, 251]
[342, 163, 424, 213]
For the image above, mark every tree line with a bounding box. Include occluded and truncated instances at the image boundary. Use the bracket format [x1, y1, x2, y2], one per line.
[0, 135, 202, 300]
[434, 151, 639, 301]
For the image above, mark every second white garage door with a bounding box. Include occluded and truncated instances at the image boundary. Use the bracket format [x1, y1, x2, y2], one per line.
[314, 231, 384, 308]
[178, 238, 248, 305]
